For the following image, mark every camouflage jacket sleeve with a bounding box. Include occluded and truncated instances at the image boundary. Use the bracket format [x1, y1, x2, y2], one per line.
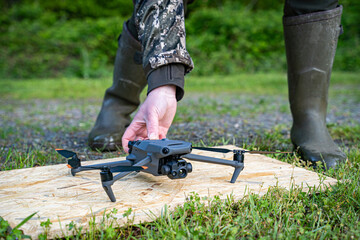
[134, 0, 194, 77]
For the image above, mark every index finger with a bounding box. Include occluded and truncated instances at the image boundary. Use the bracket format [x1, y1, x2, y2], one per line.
[121, 122, 147, 153]
[122, 127, 136, 153]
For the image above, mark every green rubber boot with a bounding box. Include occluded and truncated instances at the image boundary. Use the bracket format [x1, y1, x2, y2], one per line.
[88, 22, 146, 151]
[283, 6, 346, 169]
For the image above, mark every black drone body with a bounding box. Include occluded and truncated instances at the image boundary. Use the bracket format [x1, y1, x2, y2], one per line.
[56, 139, 250, 202]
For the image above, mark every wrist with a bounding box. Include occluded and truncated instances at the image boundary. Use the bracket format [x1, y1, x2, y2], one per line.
[149, 85, 176, 97]
[146, 64, 185, 101]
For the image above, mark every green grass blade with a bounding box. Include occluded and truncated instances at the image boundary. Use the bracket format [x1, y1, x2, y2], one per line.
[12, 212, 38, 231]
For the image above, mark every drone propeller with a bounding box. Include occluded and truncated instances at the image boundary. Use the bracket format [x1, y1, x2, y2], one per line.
[244, 150, 292, 154]
[192, 147, 292, 154]
[56, 149, 77, 158]
[56, 148, 82, 168]
[192, 147, 232, 153]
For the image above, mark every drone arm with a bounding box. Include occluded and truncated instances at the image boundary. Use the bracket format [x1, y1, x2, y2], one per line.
[183, 153, 244, 183]
[82, 160, 133, 169]
[111, 156, 151, 181]
[69, 160, 134, 176]
[70, 166, 105, 176]
[134, 155, 151, 166]
[101, 156, 152, 202]
[183, 154, 239, 167]
[112, 171, 133, 182]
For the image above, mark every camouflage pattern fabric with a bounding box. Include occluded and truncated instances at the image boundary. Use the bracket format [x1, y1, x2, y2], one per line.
[134, 0, 194, 75]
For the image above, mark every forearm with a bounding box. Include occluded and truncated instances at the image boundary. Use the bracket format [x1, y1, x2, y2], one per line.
[133, 0, 194, 101]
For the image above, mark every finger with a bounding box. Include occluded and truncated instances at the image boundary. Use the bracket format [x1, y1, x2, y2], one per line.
[159, 127, 168, 140]
[159, 132, 166, 140]
[146, 112, 160, 140]
[121, 134, 131, 153]
[122, 124, 140, 153]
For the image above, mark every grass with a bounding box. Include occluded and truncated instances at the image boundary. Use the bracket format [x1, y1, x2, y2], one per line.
[0, 78, 111, 100]
[0, 72, 359, 100]
[133, 170, 360, 239]
[1, 72, 360, 238]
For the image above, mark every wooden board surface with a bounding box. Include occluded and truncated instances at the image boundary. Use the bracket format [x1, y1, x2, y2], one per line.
[0, 146, 337, 239]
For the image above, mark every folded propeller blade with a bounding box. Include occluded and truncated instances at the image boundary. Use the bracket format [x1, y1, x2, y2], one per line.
[193, 147, 291, 154]
[56, 149, 77, 158]
[192, 147, 232, 153]
[245, 150, 292, 154]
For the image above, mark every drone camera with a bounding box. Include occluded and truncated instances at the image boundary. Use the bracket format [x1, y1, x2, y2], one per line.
[159, 157, 193, 179]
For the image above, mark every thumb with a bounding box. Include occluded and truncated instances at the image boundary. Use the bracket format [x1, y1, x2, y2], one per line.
[146, 111, 159, 140]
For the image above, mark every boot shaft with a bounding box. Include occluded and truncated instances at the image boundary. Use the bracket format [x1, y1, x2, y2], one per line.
[283, 6, 343, 123]
[105, 22, 147, 106]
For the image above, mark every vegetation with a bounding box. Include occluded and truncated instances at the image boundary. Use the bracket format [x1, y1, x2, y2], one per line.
[1, 0, 359, 238]
[1, 0, 359, 78]
[1, 72, 359, 100]
[0, 212, 37, 239]
[1, 73, 360, 238]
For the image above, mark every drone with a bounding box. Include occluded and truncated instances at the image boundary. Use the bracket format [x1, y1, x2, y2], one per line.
[56, 139, 290, 202]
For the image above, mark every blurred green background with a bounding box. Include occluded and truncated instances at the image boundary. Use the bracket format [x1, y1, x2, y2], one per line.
[1, 0, 359, 79]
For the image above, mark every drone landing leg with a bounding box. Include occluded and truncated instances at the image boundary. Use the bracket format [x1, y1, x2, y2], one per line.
[230, 167, 243, 183]
[101, 156, 151, 202]
[102, 181, 116, 202]
[230, 150, 245, 183]
[101, 171, 142, 202]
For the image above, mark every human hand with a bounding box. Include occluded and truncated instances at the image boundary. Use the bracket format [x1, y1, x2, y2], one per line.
[122, 85, 177, 153]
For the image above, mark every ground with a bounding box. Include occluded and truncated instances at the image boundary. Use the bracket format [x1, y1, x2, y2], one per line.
[1, 87, 359, 166]
[1, 72, 360, 238]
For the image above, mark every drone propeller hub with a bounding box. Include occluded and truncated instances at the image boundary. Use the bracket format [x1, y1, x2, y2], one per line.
[233, 150, 245, 163]
[100, 167, 113, 182]
[68, 157, 81, 168]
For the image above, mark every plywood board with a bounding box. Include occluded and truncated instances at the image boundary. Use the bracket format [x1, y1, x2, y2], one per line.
[0, 146, 337, 239]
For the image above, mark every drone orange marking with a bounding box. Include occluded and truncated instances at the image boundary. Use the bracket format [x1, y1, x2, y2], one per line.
[56, 149, 63, 151]
[67, 164, 72, 169]
[142, 166, 148, 169]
